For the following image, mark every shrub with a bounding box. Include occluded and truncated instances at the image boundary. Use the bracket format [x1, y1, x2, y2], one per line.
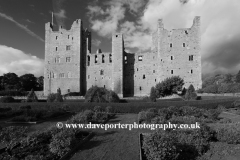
[203, 84, 218, 93]
[93, 112, 108, 122]
[0, 96, 15, 103]
[185, 84, 198, 100]
[61, 104, 70, 111]
[93, 106, 102, 112]
[146, 108, 158, 114]
[180, 106, 205, 118]
[19, 105, 31, 110]
[145, 111, 157, 123]
[142, 130, 179, 160]
[158, 108, 173, 120]
[0, 107, 12, 112]
[215, 123, 240, 144]
[0, 126, 28, 149]
[47, 93, 57, 102]
[49, 129, 77, 157]
[196, 96, 202, 100]
[204, 109, 221, 121]
[150, 87, 157, 102]
[67, 112, 85, 124]
[138, 111, 146, 122]
[85, 86, 120, 103]
[82, 110, 94, 122]
[155, 76, 184, 97]
[26, 88, 38, 102]
[0, 90, 28, 96]
[105, 106, 113, 113]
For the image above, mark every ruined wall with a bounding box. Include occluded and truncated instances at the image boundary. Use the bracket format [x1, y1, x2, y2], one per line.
[44, 19, 88, 96]
[156, 16, 202, 90]
[86, 50, 113, 91]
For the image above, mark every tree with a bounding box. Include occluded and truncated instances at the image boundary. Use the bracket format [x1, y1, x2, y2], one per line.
[0, 76, 4, 91]
[185, 84, 197, 100]
[155, 76, 184, 97]
[150, 87, 157, 102]
[26, 88, 38, 102]
[37, 76, 44, 91]
[2, 73, 20, 90]
[236, 70, 240, 83]
[202, 76, 215, 88]
[224, 73, 233, 84]
[19, 74, 38, 91]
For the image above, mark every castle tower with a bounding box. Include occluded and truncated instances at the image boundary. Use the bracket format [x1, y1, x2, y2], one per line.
[44, 19, 89, 96]
[112, 33, 124, 97]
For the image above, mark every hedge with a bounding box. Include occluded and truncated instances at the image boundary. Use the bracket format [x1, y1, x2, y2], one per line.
[0, 98, 238, 113]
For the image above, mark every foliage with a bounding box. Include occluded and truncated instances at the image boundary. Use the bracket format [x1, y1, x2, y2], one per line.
[142, 130, 179, 160]
[0, 96, 15, 103]
[85, 86, 120, 103]
[184, 84, 198, 100]
[0, 126, 28, 149]
[26, 88, 38, 102]
[105, 106, 113, 113]
[94, 106, 102, 112]
[19, 105, 31, 110]
[155, 76, 184, 97]
[0, 107, 12, 112]
[49, 128, 77, 157]
[47, 90, 63, 103]
[83, 110, 94, 123]
[202, 84, 219, 93]
[235, 70, 240, 83]
[215, 123, 240, 144]
[19, 74, 38, 91]
[149, 87, 157, 102]
[0, 90, 28, 96]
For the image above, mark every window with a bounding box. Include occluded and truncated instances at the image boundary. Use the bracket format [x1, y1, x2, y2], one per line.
[189, 55, 193, 61]
[109, 54, 112, 63]
[72, 37, 74, 40]
[66, 45, 71, 51]
[171, 70, 173, 74]
[171, 56, 173, 60]
[143, 74, 145, 79]
[56, 36, 58, 40]
[59, 73, 65, 78]
[139, 86, 142, 91]
[102, 55, 105, 63]
[116, 35, 118, 37]
[170, 43, 172, 47]
[56, 47, 58, 51]
[55, 57, 60, 63]
[67, 72, 71, 78]
[155, 79, 156, 82]
[66, 57, 71, 62]
[191, 69, 193, 74]
[183, 43, 186, 47]
[185, 30, 188, 34]
[88, 75, 90, 79]
[124, 56, 127, 64]
[87, 56, 90, 66]
[68, 89, 70, 92]
[138, 56, 143, 61]
[100, 69, 104, 75]
[104, 85, 105, 88]
[95, 55, 98, 63]
[68, 35, 70, 39]
[153, 70, 155, 73]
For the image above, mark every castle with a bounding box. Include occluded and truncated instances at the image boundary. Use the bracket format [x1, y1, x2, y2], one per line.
[44, 16, 202, 97]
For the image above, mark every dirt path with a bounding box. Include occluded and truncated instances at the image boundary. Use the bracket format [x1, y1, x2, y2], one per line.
[70, 114, 152, 160]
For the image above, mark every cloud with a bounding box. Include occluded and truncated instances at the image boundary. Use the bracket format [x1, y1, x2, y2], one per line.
[0, 45, 44, 77]
[87, 0, 146, 37]
[88, 0, 240, 76]
[25, 19, 34, 23]
[52, 0, 67, 28]
[92, 39, 101, 47]
[0, 12, 44, 42]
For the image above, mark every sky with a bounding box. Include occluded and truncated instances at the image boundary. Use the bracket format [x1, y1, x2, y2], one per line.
[0, 0, 240, 79]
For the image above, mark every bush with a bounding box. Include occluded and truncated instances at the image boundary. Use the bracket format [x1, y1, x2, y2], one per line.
[138, 111, 146, 122]
[204, 109, 221, 121]
[196, 96, 202, 100]
[0, 96, 15, 103]
[85, 86, 120, 103]
[19, 105, 31, 110]
[215, 123, 240, 144]
[0, 107, 12, 112]
[142, 130, 179, 160]
[61, 104, 70, 111]
[26, 88, 38, 102]
[93, 106, 102, 112]
[155, 76, 184, 97]
[185, 84, 198, 100]
[203, 84, 218, 93]
[145, 111, 157, 123]
[0, 126, 28, 149]
[47, 90, 63, 103]
[67, 112, 85, 124]
[0, 90, 28, 96]
[93, 112, 108, 122]
[82, 110, 94, 122]
[49, 129, 77, 157]
[150, 87, 157, 102]
[105, 106, 113, 113]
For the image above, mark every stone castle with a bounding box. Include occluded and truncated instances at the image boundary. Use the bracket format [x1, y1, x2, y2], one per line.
[44, 16, 202, 97]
